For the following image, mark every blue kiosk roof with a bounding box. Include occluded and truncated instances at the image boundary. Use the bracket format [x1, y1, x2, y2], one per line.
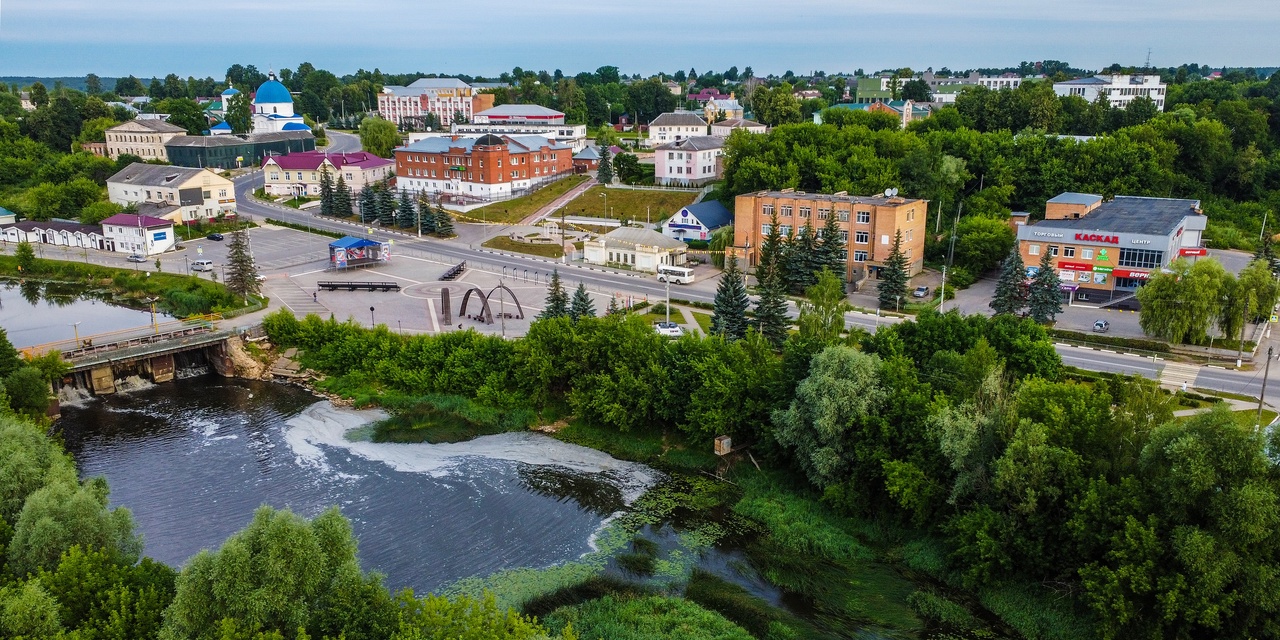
[330, 236, 382, 249]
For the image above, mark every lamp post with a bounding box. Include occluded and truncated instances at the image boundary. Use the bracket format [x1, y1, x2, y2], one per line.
[145, 297, 158, 333]
[369, 306, 376, 327]
[70, 322, 81, 345]
[896, 295, 901, 314]
[184, 255, 189, 275]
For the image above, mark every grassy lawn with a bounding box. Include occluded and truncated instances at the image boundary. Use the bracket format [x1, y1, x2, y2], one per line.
[465, 175, 589, 225]
[691, 311, 713, 334]
[280, 196, 321, 209]
[567, 186, 696, 223]
[175, 220, 258, 241]
[482, 235, 564, 259]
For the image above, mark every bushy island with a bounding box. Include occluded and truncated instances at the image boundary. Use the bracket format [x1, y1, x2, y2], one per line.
[2, 305, 1277, 639]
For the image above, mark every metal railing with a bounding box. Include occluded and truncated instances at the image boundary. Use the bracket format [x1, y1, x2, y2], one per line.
[22, 314, 223, 360]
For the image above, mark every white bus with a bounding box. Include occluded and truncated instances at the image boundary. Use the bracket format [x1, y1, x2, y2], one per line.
[656, 265, 695, 284]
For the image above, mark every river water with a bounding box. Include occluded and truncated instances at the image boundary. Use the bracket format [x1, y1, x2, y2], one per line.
[0, 281, 162, 347]
[58, 375, 658, 594]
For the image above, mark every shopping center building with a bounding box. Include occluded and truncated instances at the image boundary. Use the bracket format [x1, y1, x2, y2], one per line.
[1016, 193, 1207, 300]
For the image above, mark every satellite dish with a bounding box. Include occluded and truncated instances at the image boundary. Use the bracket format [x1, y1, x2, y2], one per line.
[886, 188, 898, 197]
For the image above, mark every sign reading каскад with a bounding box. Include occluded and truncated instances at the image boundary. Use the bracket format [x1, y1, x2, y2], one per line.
[1074, 233, 1120, 244]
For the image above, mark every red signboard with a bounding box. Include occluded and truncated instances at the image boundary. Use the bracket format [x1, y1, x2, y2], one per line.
[1075, 233, 1119, 244]
[1179, 247, 1208, 256]
[1057, 261, 1094, 272]
[1112, 269, 1150, 279]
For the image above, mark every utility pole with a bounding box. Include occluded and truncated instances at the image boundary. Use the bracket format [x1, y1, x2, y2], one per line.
[1258, 346, 1273, 429]
[1238, 290, 1251, 368]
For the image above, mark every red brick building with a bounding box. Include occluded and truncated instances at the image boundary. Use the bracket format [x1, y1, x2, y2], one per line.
[394, 134, 573, 201]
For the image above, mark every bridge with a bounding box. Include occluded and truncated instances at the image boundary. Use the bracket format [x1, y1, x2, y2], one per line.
[23, 315, 239, 396]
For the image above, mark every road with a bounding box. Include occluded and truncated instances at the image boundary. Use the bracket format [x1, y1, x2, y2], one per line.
[201, 170, 1280, 403]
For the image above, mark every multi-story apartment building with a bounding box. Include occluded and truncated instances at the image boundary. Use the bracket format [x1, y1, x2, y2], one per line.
[441, 104, 588, 152]
[262, 151, 393, 197]
[105, 119, 187, 161]
[733, 189, 928, 282]
[1053, 74, 1166, 110]
[394, 134, 573, 201]
[655, 137, 724, 187]
[646, 111, 708, 147]
[106, 163, 237, 223]
[376, 78, 495, 129]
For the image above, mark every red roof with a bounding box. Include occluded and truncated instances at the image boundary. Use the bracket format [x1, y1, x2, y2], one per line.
[101, 213, 172, 228]
[263, 150, 392, 171]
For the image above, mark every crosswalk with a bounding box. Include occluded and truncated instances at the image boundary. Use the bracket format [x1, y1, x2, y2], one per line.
[263, 277, 330, 317]
[1159, 361, 1201, 390]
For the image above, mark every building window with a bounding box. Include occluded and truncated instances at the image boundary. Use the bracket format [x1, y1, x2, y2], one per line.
[1049, 245, 1060, 257]
[881, 234, 890, 245]
[838, 211, 850, 222]
[1029, 244, 1040, 256]
[1118, 248, 1163, 269]
[780, 206, 792, 217]
[799, 207, 810, 218]
[1063, 246, 1076, 258]
[906, 210, 915, 222]
[855, 231, 869, 244]
[839, 249, 848, 260]
[839, 230, 849, 241]
[761, 224, 772, 236]
[1082, 248, 1093, 260]
[856, 211, 870, 223]
[762, 204, 774, 216]
[779, 225, 792, 236]
[854, 250, 868, 262]
[818, 208, 830, 219]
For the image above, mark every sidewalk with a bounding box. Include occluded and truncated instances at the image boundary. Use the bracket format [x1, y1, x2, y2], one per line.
[1171, 398, 1256, 417]
[519, 177, 597, 226]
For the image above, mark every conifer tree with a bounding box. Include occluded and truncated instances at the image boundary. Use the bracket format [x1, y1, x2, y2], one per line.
[1255, 229, 1280, 276]
[711, 254, 750, 340]
[358, 184, 377, 223]
[224, 227, 260, 301]
[434, 204, 455, 237]
[607, 296, 622, 316]
[333, 177, 352, 217]
[597, 146, 614, 184]
[539, 269, 570, 319]
[569, 283, 596, 321]
[757, 212, 785, 285]
[783, 222, 820, 294]
[877, 230, 909, 310]
[417, 195, 437, 235]
[376, 183, 396, 226]
[990, 247, 1029, 316]
[819, 211, 846, 286]
[1028, 250, 1063, 323]
[319, 168, 334, 216]
[754, 260, 790, 347]
[395, 190, 415, 228]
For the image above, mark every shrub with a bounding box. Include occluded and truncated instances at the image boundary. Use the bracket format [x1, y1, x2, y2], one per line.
[906, 590, 977, 630]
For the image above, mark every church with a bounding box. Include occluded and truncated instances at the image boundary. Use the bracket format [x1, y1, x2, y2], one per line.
[211, 72, 310, 136]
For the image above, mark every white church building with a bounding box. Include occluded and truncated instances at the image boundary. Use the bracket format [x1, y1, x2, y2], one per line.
[211, 72, 310, 136]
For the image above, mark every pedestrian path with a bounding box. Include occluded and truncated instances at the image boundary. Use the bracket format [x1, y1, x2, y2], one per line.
[1160, 361, 1201, 390]
[520, 177, 597, 226]
[263, 276, 330, 317]
[1171, 398, 1255, 417]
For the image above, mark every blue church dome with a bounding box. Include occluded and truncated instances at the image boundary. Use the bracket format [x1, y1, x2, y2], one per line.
[254, 76, 292, 104]
[221, 86, 240, 96]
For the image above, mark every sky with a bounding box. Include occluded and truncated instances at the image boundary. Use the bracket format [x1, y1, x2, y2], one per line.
[0, 0, 1275, 79]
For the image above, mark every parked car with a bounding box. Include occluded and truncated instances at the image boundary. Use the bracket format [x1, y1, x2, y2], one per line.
[912, 286, 930, 298]
[653, 321, 684, 338]
[206, 232, 225, 241]
[126, 254, 147, 263]
[1093, 319, 1110, 333]
[191, 259, 215, 272]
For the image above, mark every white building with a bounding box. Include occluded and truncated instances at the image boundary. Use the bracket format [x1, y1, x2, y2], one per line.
[655, 136, 724, 187]
[445, 104, 588, 152]
[710, 118, 766, 137]
[100, 213, 176, 255]
[661, 201, 733, 243]
[377, 77, 484, 129]
[0, 220, 107, 251]
[1053, 74, 1166, 110]
[104, 119, 187, 162]
[262, 150, 394, 197]
[107, 163, 238, 223]
[583, 226, 688, 272]
[647, 111, 707, 147]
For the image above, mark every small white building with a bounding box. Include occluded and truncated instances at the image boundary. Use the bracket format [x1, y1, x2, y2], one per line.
[1053, 74, 1166, 110]
[710, 118, 767, 137]
[0, 220, 107, 251]
[107, 163, 238, 223]
[655, 136, 724, 187]
[647, 111, 708, 147]
[100, 213, 176, 255]
[661, 201, 732, 243]
[584, 226, 688, 272]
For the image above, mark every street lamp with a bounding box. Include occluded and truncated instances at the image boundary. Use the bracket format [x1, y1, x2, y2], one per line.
[369, 306, 376, 327]
[144, 297, 159, 333]
[895, 295, 901, 313]
[70, 322, 81, 345]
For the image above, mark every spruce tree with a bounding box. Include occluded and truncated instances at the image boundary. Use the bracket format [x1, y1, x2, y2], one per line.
[334, 177, 352, 217]
[597, 146, 614, 184]
[319, 168, 334, 216]
[224, 227, 260, 301]
[607, 296, 622, 316]
[417, 195, 437, 235]
[376, 183, 396, 226]
[1255, 229, 1280, 276]
[877, 230, 909, 310]
[783, 222, 820, 294]
[757, 212, 785, 286]
[569, 283, 596, 321]
[819, 211, 846, 288]
[396, 190, 416, 228]
[358, 184, 377, 223]
[1028, 250, 1063, 323]
[754, 260, 790, 347]
[989, 247, 1029, 316]
[434, 204, 455, 237]
[711, 254, 750, 340]
[539, 269, 570, 319]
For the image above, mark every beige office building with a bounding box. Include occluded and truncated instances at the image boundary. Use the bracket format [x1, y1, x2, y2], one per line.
[104, 119, 187, 161]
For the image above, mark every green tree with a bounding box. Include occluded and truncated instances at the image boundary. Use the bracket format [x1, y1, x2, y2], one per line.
[152, 98, 208, 135]
[1136, 258, 1226, 344]
[817, 209, 846, 281]
[597, 145, 614, 184]
[433, 204, 455, 237]
[878, 231, 909, 310]
[797, 268, 851, 344]
[15, 241, 36, 273]
[28, 82, 49, 108]
[358, 184, 378, 223]
[318, 168, 334, 216]
[7, 476, 141, 578]
[710, 254, 749, 340]
[539, 270, 569, 320]
[224, 227, 260, 301]
[753, 260, 790, 348]
[782, 221, 819, 294]
[1253, 231, 1280, 275]
[224, 92, 252, 135]
[899, 78, 933, 102]
[953, 216, 1015, 275]
[333, 177, 352, 217]
[569, 283, 596, 321]
[395, 189, 415, 228]
[417, 195, 437, 234]
[1237, 258, 1279, 323]
[0, 582, 63, 638]
[990, 247, 1028, 315]
[5, 367, 50, 417]
[358, 116, 399, 158]
[376, 183, 396, 226]
[0, 328, 22, 379]
[84, 73, 102, 95]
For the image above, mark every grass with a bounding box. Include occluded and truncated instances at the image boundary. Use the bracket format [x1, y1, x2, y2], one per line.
[552, 420, 720, 472]
[570, 185, 696, 222]
[464, 174, 589, 225]
[369, 393, 534, 444]
[174, 220, 258, 241]
[280, 196, 321, 209]
[543, 595, 754, 640]
[482, 235, 564, 259]
[691, 311, 713, 334]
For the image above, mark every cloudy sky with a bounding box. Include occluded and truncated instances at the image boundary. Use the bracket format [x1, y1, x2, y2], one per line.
[0, 0, 1273, 78]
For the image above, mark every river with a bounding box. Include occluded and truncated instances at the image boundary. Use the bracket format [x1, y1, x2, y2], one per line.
[58, 375, 658, 594]
[0, 281, 163, 347]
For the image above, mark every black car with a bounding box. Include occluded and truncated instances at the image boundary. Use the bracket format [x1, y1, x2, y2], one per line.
[206, 232, 225, 241]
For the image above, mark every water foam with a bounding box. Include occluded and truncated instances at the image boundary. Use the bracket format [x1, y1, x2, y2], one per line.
[57, 386, 94, 407]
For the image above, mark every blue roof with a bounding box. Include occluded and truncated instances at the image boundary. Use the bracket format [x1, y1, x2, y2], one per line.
[254, 79, 292, 104]
[675, 200, 732, 230]
[222, 87, 240, 96]
[210, 121, 232, 130]
[1048, 192, 1104, 206]
[329, 236, 382, 249]
[281, 122, 311, 131]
